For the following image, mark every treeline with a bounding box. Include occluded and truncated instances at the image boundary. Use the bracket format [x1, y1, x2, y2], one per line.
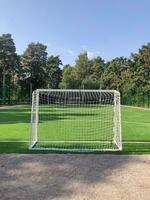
[0, 33, 150, 107]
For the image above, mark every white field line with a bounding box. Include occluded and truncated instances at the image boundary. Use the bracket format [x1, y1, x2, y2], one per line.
[0, 140, 29, 142]
[123, 141, 150, 144]
[0, 105, 28, 109]
[0, 121, 29, 124]
[123, 105, 150, 111]
[122, 120, 150, 125]
[0, 140, 150, 144]
[0, 104, 149, 111]
[0, 140, 110, 143]
[0, 119, 150, 126]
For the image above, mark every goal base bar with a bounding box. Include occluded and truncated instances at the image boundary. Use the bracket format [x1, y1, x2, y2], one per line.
[29, 147, 122, 152]
[29, 140, 122, 152]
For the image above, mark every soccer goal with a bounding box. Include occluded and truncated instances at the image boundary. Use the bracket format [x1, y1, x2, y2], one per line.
[29, 89, 122, 152]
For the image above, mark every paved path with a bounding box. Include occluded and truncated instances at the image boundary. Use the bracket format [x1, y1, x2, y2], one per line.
[0, 154, 150, 200]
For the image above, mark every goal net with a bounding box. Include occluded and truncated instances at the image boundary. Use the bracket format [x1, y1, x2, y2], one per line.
[29, 89, 122, 152]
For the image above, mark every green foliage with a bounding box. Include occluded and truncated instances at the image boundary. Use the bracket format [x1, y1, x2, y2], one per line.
[131, 44, 150, 94]
[82, 76, 100, 89]
[59, 65, 78, 89]
[0, 34, 20, 103]
[102, 57, 131, 91]
[46, 56, 62, 88]
[21, 42, 47, 92]
[75, 51, 90, 85]
[0, 33, 150, 107]
[60, 52, 105, 89]
[90, 56, 105, 79]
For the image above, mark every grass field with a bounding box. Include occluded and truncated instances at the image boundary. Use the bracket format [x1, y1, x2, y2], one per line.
[32, 104, 118, 151]
[0, 104, 150, 153]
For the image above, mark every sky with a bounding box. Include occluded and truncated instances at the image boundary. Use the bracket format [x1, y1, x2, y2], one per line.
[0, 0, 150, 65]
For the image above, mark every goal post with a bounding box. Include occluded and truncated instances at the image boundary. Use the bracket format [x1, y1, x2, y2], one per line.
[29, 89, 122, 152]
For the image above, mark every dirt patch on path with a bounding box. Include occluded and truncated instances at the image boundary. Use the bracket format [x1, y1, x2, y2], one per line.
[0, 154, 150, 200]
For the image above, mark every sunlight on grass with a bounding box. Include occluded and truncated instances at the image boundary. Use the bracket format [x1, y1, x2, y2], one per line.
[0, 105, 150, 153]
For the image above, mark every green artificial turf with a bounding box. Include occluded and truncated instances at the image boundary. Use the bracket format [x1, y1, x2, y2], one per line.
[34, 104, 116, 151]
[0, 104, 150, 153]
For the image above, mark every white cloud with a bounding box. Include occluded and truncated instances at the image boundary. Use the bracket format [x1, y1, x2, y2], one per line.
[57, 47, 75, 56]
[87, 50, 100, 59]
[66, 48, 75, 55]
[44, 43, 101, 59]
[80, 45, 100, 59]
[42, 43, 75, 56]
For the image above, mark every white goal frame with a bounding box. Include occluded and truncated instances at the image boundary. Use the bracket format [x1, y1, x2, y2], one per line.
[29, 89, 122, 152]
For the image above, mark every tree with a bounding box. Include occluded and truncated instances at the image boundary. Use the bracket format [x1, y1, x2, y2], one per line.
[46, 56, 62, 88]
[102, 57, 132, 94]
[131, 43, 150, 106]
[75, 51, 90, 87]
[82, 76, 100, 89]
[90, 56, 105, 80]
[83, 56, 105, 89]
[21, 42, 47, 99]
[0, 34, 19, 103]
[59, 64, 78, 89]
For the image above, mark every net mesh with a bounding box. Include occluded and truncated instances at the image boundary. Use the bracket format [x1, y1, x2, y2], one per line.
[30, 89, 122, 151]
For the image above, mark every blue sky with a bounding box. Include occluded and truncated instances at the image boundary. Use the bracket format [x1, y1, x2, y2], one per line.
[0, 0, 150, 65]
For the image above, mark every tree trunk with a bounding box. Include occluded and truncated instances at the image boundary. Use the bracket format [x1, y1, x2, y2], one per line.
[2, 67, 6, 104]
[142, 92, 145, 107]
[148, 92, 150, 108]
[8, 75, 11, 104]
[30, 82, 32, 104]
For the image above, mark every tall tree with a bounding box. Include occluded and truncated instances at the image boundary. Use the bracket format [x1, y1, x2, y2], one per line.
[131, 43, 150, 106]
[21, 42, 47, 98]
[90, 56, 105, 79]
[75, 51, 90, 87]
[59, 64, 78, 89]
[81, 76, 100, 89]
[0, 34, 19, 103]
[84, 56, 105, 89]
[46, 55, 62, 88]
[102, 57, 132, 93]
